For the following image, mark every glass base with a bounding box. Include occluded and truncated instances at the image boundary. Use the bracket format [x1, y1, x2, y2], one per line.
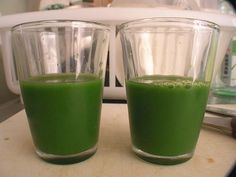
[36, 146, 97, 164]
[132, 146, 193, 165]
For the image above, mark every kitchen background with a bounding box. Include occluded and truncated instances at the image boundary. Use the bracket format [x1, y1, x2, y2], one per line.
[0, 0, 235, 121]
[0, 0, 113, 121]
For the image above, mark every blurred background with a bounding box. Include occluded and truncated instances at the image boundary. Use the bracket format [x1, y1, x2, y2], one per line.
[0, 0, 234, 15]
[0, 0, 235, 121]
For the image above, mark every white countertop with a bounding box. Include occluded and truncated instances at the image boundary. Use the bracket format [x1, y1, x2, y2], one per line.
[0, 103, 235, 177]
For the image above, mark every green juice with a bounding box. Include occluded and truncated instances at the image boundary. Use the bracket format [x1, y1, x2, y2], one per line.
[126, 75, 210, 164]
[20, 73, 103, 163]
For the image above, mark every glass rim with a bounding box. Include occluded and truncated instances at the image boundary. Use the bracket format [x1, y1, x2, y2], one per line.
[12, 20, 110, 32]
[119, 17, 220, 32]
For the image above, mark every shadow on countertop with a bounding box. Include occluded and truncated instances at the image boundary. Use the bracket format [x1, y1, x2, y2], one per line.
[0, 97, 24, 122]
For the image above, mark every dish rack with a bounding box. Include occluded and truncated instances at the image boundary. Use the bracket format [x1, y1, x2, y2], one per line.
[0, 8, 235, 100]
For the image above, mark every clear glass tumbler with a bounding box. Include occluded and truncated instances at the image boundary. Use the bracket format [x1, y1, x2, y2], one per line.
[12, 20, 110, 164]
[119, 18, 219, 165]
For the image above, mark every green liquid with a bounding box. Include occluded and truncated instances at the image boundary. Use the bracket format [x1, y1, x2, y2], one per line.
[20, 74, 103, 158]
[126, 75, 210, 161]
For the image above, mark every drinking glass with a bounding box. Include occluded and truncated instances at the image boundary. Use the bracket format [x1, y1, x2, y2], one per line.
[12, 20, 110, 164]
[120, 18, 219, 165]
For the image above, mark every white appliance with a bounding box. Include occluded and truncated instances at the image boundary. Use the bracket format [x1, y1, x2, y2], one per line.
[0, 8, 235, 100]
